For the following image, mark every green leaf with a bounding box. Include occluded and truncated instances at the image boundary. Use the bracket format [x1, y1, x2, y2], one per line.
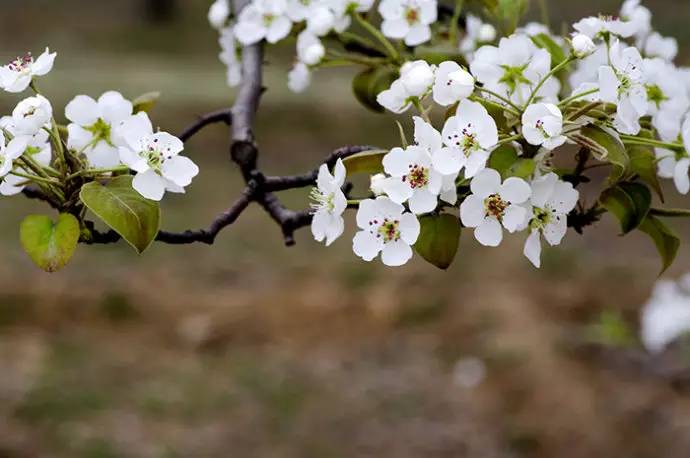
[639, 215, 680, 274]
[132, 91, 160, 114]
[352, 67, 399, 113]
[574, 126, 629, 183]
[488, 145, 519, 179]
[531, 34, 568, 73]
[80, 175, 161, 253]
[628, 145, 664, 201]
[650, 208, 690, 218]
[342, 150, 388, 176]
[414, 213, 461, 270]
[600, 182, 651, 234]
[20, 213, 80, 272]
[508, 158, 536, 180]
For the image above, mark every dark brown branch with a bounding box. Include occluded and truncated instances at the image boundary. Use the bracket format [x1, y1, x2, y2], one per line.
[179, 108, 232, 143]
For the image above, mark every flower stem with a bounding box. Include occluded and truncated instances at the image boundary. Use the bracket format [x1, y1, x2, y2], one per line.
[524, 56, 576, 109]
[411, 98, 432, 123]
[620, 136, 683, 150]
[558, 88, 599, 108]
[497, 134, 522, 146]
[469, 95, 520, 118]
[353, 14, 400, 62]
[10, 170, 60, 185]
[449, 0, 465, 45]
[68, 166, 130, 180]
[566, 101, 603, 121]
[475, 86, 522, 113]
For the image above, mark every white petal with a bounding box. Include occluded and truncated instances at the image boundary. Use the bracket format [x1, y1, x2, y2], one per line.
[132, 169, 167, 201]
[674, 158, 690, 194]
[523, 230, 542, 268]
[408, 188, 438, 214]
[65, 95, 99, 126]
[432, 147, 464, 175]
[162, 155, 199, 187]
[459, 195, 486, 228]
[31, 49, 56, 76]
[381, 176, 413, 204]
[398, 213, 421, 245]
[464, 150, 490, 178]
[499, 177, 531, 204]
[98, 91, 133, 124]
[543, 217, 568, 246]
[470, 168, 501, 198]
[353, 231, 383, 261]
[475, 218, 503, 247]
[381, 240, 413, 266]
[502, 205, 527, 233]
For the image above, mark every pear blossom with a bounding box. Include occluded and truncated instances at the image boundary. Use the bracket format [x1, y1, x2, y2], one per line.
[378, 0, 437, 47]
[432, 61, 474, 107]
[643, 32, 678, 62]
[208, 0, 230, 29]
[655, 148, 689, 195]
[0, 48, 56, 94]
[521, 103, 566, 150]
[11, 95, 53, 135]
[325, 0, 374, 32]
[522, 173, 579, 268]
[117, 112, 199, 201]
[571, 33, 596, 58]
[296, 31, 325, 65]
[65, 91, 133, 168]
[352, 196, 420, 266]
[219, 27, 243, 87]
[460, 168, 531, 247]
[377, 79, 411, 114]
[286, 0, 317, 22]
[572, 16, 636, 40]
[288, 62, 311, 92]
[432, 99, 498, 177]
[459, 14, 496, 58]
[370, 173, 387, 196]
[0, 116, 52, 196]
[644, 58, 689, 141]
[305, 4, 338, 36]
[598, 41, 648, 135]
[234, 0, 292, 45]
[400, 60, 435, 98]
[0, 131, 28, 179]
[620, 0, 652, 40]
[569, 43, 608, 89]
[311, 158, 347, 246]
[470, 34, 560, 105]
[641, 274, 690, 353]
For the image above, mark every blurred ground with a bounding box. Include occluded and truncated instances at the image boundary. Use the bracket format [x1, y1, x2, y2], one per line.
[0, 1, 690, 457]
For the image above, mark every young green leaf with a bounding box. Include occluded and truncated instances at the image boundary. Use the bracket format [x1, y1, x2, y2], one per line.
[342, 150, 388, 176]
[414, 213, 461, 270]
[80, 175, 161, 254]
[132, 91, 161, 114]
[352, 67, 399, 113]
[628, 145, 664, 201]
[600, 182, 651, 234]
[488, 145, 519, 179]
[639, 215, 680, 274]
[20, 213, 80, 272]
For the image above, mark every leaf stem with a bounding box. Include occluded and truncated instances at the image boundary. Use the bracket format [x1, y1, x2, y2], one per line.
[353, 14, 400, 62]
[524, 56, 576, 109]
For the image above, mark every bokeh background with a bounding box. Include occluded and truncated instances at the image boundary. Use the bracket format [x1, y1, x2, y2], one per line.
[0, 0, 690, 456]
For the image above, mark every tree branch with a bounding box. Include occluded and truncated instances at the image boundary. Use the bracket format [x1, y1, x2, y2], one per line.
[179, 108, 232, 143]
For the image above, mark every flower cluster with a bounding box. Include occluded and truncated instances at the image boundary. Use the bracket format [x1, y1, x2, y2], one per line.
[0, 49, 199, 202]
[294, 0, 690, 270]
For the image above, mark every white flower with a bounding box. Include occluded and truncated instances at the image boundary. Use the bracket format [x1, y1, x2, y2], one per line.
[305, 4, 337, 36]
[311, 158, 347, 246]
[296, 31, 325, 65]
[326, 0, 374, 32]
[0, 116, 51, 196]
[0, 48, 56, 94]
[0, 131, 28, 179]
[370, 173, 387, 196]
[598, 41, 648, 135]
[65, 91, 133, 168]
[117, 112, 199, 201]
[655, 148, 689, 195]
[568, 43, 607, 89]
[234, 0, 292, 45]
[432, 61, 474, 106]
[459, 14, 496, 58]
[460, 168, 531, 247]
[288, 62, 311, 92]
[219, 26, 243, 87]
[400, 60, 435, 97]
[572, 16, 636, 40]
[620, 0, 652, 40]
[522, 173, 579, 268]
[521, 103, 566, 150]
[571, 33, 596, 58]
[377, 79, 411, 114]
[470, 34, 559, 106]
[644, 58, 689, 141]
[433, 99, 498, 177]
[641, 275, 690, 353]
[378, 0, 437, 47]
[12, 95, 53, 135]
[352, 196, 420, 266]
[644, 32, 678, 62]
[208, 0, 230, 29]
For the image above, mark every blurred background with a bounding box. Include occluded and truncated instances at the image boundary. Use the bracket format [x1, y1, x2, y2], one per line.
[0, 0, 690, 456]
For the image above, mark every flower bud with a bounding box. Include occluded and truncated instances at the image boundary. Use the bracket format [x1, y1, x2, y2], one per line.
[478, 24, 497, 43]
[208, 0, 230, 30]
[572, 33, 596, 58]
[370, 173, 387, 196]
[400, 61, 435, 98]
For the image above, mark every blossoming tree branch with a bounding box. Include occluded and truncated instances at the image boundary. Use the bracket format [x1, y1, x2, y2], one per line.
[1, 0, 689, 272]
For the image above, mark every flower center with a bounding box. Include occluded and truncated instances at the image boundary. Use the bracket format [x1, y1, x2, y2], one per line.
[309, 188, 335, 213]
[139, 138, 172, 173]
[535, 119, 549, 138]
[375, 218, 401, 243]
[499, 64, 531, 94]
[262, 13, 275, 26]
[405, 7, 419, 25]
[404, 163, 429, 189]
[484, 194, 508, 219]
[646, 84, 668, 108]
[448, 124, 479, 156]
[529, 206, 553, 231]
[86, 118, 113, 146]
[7, 53, 33, 74]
